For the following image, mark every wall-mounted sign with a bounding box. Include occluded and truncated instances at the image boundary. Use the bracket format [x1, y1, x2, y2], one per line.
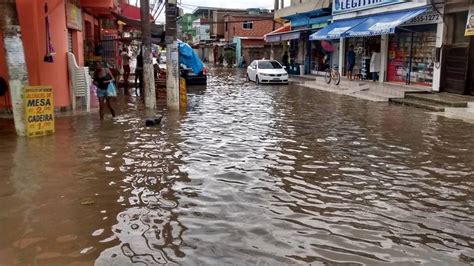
[403, 8, 442, 26]
[465, 3, 474, 36]
[333, 0, 405, 14]
[66, 2, 82, 31]
[24, 86, 55, 137]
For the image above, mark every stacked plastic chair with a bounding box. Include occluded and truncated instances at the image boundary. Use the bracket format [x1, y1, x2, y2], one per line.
[67, 52, 91, 112]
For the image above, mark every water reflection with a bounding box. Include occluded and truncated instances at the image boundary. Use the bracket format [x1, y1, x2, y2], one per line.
[0, 67, 473, 265]
[96, 111, 188, 264]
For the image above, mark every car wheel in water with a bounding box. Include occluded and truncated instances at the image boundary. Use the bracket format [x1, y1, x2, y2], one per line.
[256, 76, 260, 85]
[246, 74, 250, 82]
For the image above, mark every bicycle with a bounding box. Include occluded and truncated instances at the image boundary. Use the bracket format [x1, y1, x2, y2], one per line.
[324, 64, 341, 85]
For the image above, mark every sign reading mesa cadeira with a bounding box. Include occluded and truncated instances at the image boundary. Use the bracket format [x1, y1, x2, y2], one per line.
[333, 0, 405, 14]
[24, 86, 55, 137]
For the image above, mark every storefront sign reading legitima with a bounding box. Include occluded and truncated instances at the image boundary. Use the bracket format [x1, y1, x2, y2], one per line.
[24, 86, 55, 137]
[333, 0, 405, 14]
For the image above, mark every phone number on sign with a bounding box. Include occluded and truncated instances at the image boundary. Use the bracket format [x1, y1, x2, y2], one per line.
[407, 12, 440, 25]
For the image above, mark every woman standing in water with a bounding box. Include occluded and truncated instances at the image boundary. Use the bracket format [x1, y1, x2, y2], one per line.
[93, 62, 116, 120]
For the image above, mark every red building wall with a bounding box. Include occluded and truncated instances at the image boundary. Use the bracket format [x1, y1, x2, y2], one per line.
[225, 14, 275, 41]
[16, 0, 71, 109]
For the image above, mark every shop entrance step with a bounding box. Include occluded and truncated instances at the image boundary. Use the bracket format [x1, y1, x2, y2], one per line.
[390, 98, 446, 112]
[405, 92, 471, 107]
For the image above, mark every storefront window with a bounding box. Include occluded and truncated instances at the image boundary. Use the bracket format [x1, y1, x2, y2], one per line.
[311, 42, 327, 71]
[387, 25, 436, 86]
[345, 36, 380, 79]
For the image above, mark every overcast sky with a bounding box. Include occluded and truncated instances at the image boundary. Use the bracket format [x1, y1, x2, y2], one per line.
[154, 0, 288, 22]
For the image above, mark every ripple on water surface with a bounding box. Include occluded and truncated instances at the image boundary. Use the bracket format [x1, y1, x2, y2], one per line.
[99, 69, 473, 265]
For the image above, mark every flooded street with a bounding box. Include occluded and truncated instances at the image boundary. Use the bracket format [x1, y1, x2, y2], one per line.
[0, 67, 473, 265]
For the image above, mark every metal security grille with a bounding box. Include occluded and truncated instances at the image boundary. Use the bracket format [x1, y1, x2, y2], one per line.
[101, 35, 115, 59]
[67, 30, 73, 53]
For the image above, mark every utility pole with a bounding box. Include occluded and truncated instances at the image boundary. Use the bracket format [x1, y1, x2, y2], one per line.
[140, 0, 156, 109]
[271, 0, 279, 60]
[0, 2, 28, 136]
[280, 0, 284, 9]
[165, 0, 179, 111]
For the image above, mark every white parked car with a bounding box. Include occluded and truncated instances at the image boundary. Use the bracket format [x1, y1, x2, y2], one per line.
[246, 60, 289, 84]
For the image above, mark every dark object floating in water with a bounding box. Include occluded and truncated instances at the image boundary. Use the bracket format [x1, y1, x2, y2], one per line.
[145, 116, 162, 126]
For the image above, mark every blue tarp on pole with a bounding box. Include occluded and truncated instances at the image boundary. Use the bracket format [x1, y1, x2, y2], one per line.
[178, 41, 204, 74]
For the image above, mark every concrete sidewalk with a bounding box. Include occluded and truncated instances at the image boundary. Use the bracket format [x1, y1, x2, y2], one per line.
[290, 74, 429, 102]
[290, 74, 474, 124]
[430, 102, 474, 124]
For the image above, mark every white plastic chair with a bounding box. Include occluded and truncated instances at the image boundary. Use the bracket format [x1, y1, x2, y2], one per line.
[67, 52, 91, 112]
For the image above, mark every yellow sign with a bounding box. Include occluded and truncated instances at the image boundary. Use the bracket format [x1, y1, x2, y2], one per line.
[66, 2, 83, 31]
[24, 86, 55, 137]
[465, 4, 474, 36]
[179, 78, 187, 110]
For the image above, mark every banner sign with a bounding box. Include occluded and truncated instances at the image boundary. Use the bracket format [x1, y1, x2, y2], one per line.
[333, 0, 405, 14]
[465, 3, 474, 36]
[66, 2, 82, 31]
[24, 86, 55, 137]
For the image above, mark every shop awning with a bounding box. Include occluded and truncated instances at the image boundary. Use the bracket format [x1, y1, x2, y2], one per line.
[264, 25, 291, 42]
[309, 15, 332, 29]
[309, 17, 367, 40]
[288, 14, 331, 28]
[344, 7, 428, 37]
[265, 27, 311, 43]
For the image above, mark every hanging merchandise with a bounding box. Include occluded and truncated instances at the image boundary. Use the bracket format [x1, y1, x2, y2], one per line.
[44, 3, 55, 63]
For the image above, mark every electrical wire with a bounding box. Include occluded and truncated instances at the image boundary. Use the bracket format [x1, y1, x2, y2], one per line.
[154, 1, 166, 22]
[183, 17, 275, 24]
[178, 1, 273, 11]
[176, 2, 275, 24]
[151, 0, 163, 18]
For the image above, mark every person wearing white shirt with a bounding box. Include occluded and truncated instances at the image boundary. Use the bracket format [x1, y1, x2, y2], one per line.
[121, 47, 131, 85]
[370, 51, 381, 82]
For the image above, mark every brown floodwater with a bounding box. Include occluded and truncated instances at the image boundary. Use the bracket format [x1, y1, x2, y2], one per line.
[0, 67, 473, 265]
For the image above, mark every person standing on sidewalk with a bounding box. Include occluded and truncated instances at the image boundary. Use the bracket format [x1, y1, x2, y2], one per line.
[282, 51, 289, 69]
[94, 62, 116, 120]
[370, 50, 381, 82]
[121, 47, 131, 86]
[347, 45, 356, 81]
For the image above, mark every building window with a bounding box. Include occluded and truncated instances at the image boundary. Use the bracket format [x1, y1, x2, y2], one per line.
[243, 21, 253, 29]
[225, 22, 228, 32]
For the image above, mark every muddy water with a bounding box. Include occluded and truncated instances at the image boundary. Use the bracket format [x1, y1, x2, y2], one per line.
[0, 68, 473, 265]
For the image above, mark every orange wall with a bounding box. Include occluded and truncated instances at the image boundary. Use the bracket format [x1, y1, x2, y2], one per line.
[0, 31, 10, 108]
[16, 0, 71, 108]
[73, 31, 85, 66]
